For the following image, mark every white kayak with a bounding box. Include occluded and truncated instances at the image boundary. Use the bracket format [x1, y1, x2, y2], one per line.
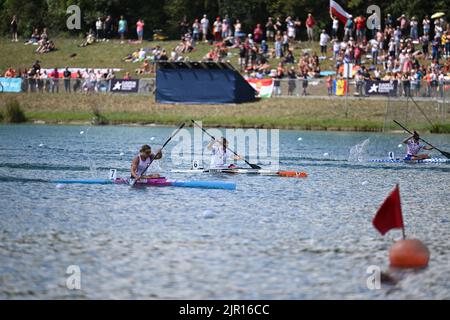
[368, 158, 450, 164]
[171, 167, 308, 178]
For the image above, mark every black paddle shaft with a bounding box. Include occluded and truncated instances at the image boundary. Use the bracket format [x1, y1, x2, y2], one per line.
[394, 120, 450, 159]
[134, 123, 186, 181]
[191, 120, 261, 169]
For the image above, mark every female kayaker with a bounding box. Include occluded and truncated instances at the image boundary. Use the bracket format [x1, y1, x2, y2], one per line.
[131, 144, 162, 180]
[402, 131, 433, 160]
[207, 137, 242, 169]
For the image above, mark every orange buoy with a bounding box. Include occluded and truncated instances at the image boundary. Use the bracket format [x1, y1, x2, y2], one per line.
[389, 239, 430, 268]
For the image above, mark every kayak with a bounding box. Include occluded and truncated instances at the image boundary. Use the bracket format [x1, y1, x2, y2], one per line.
[368, 158, 450, 164]
[171, 168, 308, 178]
[53, 177, 236, 190]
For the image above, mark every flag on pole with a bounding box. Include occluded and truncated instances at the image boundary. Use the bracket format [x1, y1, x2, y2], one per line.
[373, 185, 404, 236]
[330, 0, 351, 24]
[333, 79, 347, 96]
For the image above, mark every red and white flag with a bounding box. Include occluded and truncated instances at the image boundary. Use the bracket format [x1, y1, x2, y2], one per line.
[372, 185, 404, 236]
[330, 0, 351, 24]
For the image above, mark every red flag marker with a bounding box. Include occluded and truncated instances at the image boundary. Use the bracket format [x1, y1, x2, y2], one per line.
[373, 184, 405, 237]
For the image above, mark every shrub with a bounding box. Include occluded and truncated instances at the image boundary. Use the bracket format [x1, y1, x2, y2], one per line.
[2, 99, 27, 123]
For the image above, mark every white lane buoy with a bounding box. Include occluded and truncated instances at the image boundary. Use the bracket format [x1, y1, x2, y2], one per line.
[56, 184, 65, 189]
[203, 210, 216, 219]
[323, 152, 329, 157]
[361, 181, 368, 186]
[398, 144, 403, 148]
[297, 137, 303, 141]
[39, 143, 44, 147]
[80, 131, 84, 135]
[150, 137, 155, 141]
[119, 152, 125, 156]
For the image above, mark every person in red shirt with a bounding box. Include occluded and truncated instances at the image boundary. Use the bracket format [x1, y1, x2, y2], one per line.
[306, 13, 315, 42]
[355, 15, 366, 43]
[4, 67, 16, 78]
[253, 24, 263, 43]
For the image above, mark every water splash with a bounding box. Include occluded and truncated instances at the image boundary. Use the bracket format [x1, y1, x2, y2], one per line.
[348, 138, 371, 162]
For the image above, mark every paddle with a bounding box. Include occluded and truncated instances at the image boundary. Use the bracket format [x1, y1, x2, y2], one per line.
[393, 120, 450, 159]
[130, 122, 186, 186]
[191, 120, 262, 169]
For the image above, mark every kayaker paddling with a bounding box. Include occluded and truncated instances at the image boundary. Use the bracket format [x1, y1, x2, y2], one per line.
[403, 131, 433, 160]
[207, 137, 242, 169]
[131, 144, 162, 180]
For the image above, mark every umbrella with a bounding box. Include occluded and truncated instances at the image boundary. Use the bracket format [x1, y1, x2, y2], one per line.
[431, 12, 445, 19]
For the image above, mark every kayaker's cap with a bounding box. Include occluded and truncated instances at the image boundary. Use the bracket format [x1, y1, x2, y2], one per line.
[140, 144, 152, 153]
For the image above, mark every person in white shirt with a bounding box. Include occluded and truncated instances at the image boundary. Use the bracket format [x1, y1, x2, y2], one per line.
[331, 15, 339, 39]
[369, 38, 379, 64]
[95, 18, 103, 40]
[201, 14, 209, 42]
[319, 30, 330, 55]
[207, 137, 242, 169]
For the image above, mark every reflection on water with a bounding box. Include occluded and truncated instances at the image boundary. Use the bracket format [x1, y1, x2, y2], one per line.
[0, 125, 449, 299]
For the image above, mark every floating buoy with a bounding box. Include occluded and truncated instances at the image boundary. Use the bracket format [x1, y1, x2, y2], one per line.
[119, 152, 125, 156]
[323, 152, 329, 157]
[150, 137, 155, 141]
[297, 137, 303, 141]
[361, 181, 368, 185]
[80, 131, 84, 135]
[39, 143, 44, 147]
[55, 184, 65, 189]
[389, 239, 430, 268]
[203, 210, 216, 219]
[398, 144, 403, 148]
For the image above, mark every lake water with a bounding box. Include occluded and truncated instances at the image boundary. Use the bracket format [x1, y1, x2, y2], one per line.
[0, 124, 449, 299]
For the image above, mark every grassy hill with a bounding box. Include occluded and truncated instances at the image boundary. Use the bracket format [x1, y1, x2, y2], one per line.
[0, 37, 449, 132]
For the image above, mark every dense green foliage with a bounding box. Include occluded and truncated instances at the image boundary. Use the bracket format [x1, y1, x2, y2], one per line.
[1, 0, 449, 39]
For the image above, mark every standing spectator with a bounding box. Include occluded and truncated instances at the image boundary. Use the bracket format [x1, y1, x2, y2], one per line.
[385, 14, 393, 28]
[294, 18, 302, 42]
[63, 67, 71, 93]
[355, 15, 366, 43]
[118, 15, 127, 44]
[282, 32, 289, 55]
[50, 68, 59, 93]
[96, 17, 103, 40]
[305, 13, 315, 42]
[73, 70, 82, 92]
[422, 34, 430, 58]
[330, 14, 339, 39]
[301, 73, 308, 96]
[273, 63, 284, 96]
[326, 75, 333, 96]
[192, 19, 201, 42]
[213, 17, 222, 42]
[180, 16, 189, 37]
[222, 15, 230, 39]
[274, 17, 283, 35]
[265, 17, 275, 41]
[275, 34, 283, 58]
[432, 36, 440, 62]
[234, 19, 243, 40]
[369, 37, 379, 64]
[397, 14, 408, 38]
[422, 15, 430, 36]
[286, 16, 295, 41]
[319, 29, 330, 56]
[11, 15, 18, 42]
[238, 44, 247, 71]
[254, 24, 263, 43]
[201, 14, 209, 42]
[344, 15, 353, 41]
[104, 16, 113, 41]
[287, 66, 297, 96]
[410, 16, 418, 41]
[136, 18, 145, 43]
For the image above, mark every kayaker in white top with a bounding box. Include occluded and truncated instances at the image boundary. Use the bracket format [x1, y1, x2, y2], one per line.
[131, 144, 162, 179]
[402, 131, 433, 160]
[207, 137, 242, 169]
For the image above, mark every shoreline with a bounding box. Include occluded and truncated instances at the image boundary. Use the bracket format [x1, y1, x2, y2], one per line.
[1, 93, 449, 133]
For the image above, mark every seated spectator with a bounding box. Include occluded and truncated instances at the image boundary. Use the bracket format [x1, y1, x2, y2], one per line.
[80, 29, 96, 47]
[25, 29, 40, 45]
[4, 67, 16, 78]
[136, 60, 151, 75]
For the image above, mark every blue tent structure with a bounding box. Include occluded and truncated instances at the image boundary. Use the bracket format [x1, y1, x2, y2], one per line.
[156, 62, 257, 104]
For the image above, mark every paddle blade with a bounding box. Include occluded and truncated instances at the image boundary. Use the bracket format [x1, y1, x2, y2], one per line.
[439, 150, 450, 159]
[249, 163, 262, 169]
